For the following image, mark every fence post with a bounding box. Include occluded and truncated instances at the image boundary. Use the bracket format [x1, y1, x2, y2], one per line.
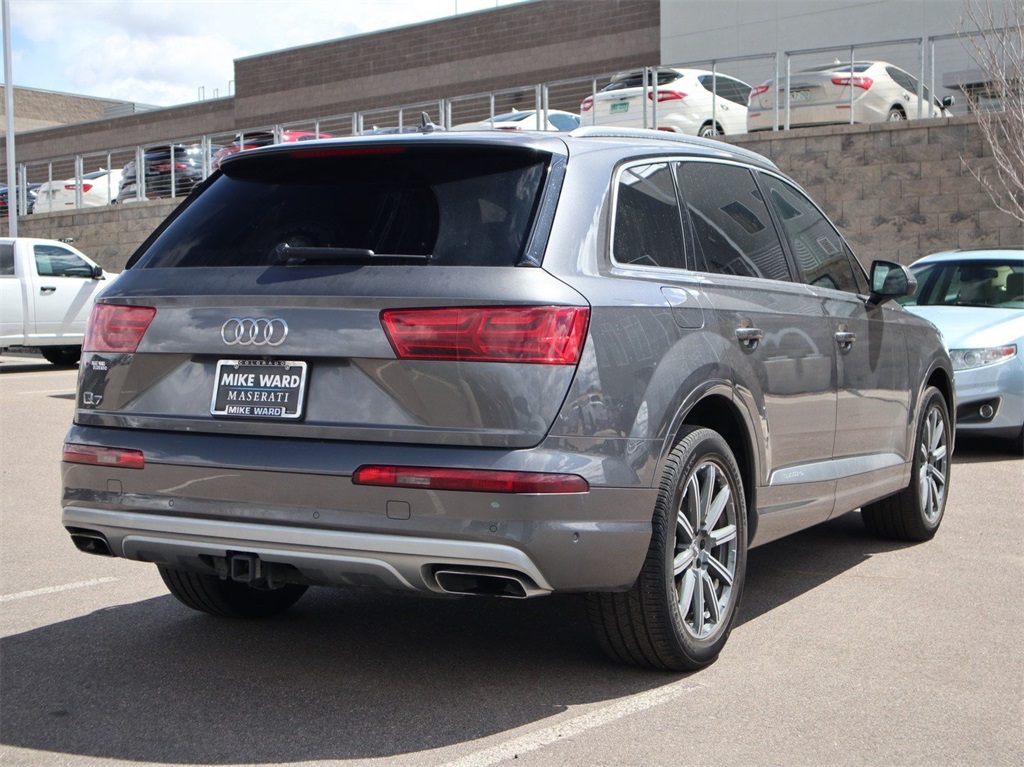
[135, 145, 145, 202]
[773, 52, 780, 131]
[711, 62, 718, 135]
[849, 46, 856, 124]
[918, 37, 926, 119]
[74, 154, 84, 209]
[785, 55, 791, 131]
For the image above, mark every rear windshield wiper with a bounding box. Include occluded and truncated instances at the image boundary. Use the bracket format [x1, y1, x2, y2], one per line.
[274, 243, 431, 264]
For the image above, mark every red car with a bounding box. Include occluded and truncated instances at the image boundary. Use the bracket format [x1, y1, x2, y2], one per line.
[212, 130, 331, 169]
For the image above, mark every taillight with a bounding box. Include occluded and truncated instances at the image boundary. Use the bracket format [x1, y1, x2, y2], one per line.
[831, 75, 873, 90]
[749, 83, 770, 102]
[352, 465, 588, 494]
[581, 97, 594, 112]
[153, 162, 188, 172]
[83, 304, 156, 353]
[63, 443, 145, 469]
[648, 90, 686, 102]
[381, 306, 589, 365]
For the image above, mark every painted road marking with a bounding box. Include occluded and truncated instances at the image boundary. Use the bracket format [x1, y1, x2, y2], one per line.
[0, 577, 117, 603]
[439, 679, 706, 767]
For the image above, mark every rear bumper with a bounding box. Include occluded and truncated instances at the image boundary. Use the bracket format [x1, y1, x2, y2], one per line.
[61, 426, 658, 594]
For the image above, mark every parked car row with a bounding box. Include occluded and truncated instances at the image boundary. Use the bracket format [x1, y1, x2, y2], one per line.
[5, 59, 957, 215]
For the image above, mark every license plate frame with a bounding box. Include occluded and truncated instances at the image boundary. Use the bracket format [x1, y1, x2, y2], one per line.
[211, 359, 308, 420]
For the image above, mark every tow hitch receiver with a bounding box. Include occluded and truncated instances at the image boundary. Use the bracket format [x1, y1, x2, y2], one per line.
[212, 552, 289, 589]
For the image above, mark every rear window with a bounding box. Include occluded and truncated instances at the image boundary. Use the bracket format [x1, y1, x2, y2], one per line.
[134, 145, 550, 268]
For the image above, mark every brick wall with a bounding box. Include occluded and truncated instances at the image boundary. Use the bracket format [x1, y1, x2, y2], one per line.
[5, 0, 659, 164]
[4, 117, 1020, 271]
[727, 114, 1023, 265]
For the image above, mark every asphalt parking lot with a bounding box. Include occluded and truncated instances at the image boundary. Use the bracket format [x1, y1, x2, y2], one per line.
[1, 352, 1021, 767]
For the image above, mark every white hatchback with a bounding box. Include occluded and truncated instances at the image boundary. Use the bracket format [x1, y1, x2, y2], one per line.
[580, 68, 751, 137]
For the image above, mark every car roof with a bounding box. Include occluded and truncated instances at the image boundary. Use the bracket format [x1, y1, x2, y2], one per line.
[220, 126, 779, 172]
[911, 249, 1024, 266]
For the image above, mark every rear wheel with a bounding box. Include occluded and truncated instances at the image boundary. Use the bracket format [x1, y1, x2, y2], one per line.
[587, 426, 747, 670]
[40, 345, 80, 366]
[886, 106, 906, 122]
[862, 386, 950, 541]
[698, 122, 723, 138]
[158, 565, 308, 618]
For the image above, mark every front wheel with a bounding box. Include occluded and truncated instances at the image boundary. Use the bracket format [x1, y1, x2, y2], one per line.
[886, 106, 906, 122]
[587, 426, 747, 671]
[158, 565, 308, 618]
[862, 386, 951, 541]
[698, 122, 723, 138]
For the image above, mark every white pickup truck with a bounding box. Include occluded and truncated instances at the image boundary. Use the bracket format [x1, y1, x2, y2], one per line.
[1, 237, 117, 365]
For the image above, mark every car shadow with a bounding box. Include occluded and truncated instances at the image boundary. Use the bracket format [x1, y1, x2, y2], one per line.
[0, 512, 907, 764]
[952, 436, 1022, 463]
[0, 360, 64, 374]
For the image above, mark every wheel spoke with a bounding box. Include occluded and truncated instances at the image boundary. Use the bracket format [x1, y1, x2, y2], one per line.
[678, 568, 697, 617]
[703, 572, 722, 625]
[676, 508, 696, 542]
[673, 548, 695, 577]
[706, 553, 734, 586]
[704, 483, 731, 532]
[698, 464, 717, 527]
[709, 523, 737, 548]
[692, 571, 706, 635]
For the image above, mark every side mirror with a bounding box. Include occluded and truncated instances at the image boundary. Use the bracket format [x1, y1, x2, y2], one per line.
[91, 264, 105, 280]
[868, 260, 917, 306]
[940, 95, 955, 110]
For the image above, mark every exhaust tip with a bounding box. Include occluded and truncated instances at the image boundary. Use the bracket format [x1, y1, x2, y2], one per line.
[435, 569, 532, 599]
[67, 529, 113, 557]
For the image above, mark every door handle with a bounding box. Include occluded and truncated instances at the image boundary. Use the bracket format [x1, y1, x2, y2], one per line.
[40, 286, 57, 293]
[735, 327, 764, 348]
[835, 331, 857, 352]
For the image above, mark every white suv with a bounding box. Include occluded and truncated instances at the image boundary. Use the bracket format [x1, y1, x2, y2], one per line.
[581, 68, 751, 136]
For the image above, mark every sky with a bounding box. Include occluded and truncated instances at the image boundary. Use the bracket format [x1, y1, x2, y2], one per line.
[3, 0, 529, 106]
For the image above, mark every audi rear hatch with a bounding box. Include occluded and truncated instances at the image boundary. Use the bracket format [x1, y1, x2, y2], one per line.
[74, 137, 587, 449]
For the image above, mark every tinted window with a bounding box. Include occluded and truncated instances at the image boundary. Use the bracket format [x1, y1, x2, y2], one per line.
[548, 113, 580, 131]
[603, 70, 680, 91]
[698, 75, 750, 105]
[33, 245, 93, 278]
[759, 175, 864, 293]
[612, 163, 687, 270]
[0, 243, 14, 276]
[886, 66, 917, 93]
[677, 162, 791, 281]
[135, 146, 549, 268]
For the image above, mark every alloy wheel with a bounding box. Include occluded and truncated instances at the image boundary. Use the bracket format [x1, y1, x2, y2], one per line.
[673, 459, 739, 639]
[918, 405, 948, 523]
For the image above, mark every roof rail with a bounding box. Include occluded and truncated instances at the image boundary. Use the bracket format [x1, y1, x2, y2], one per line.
[567, 126, 778, 170]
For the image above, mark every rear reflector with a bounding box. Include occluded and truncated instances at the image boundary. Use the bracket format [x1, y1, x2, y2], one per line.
[381, 306, 589, 364]
[83, 304, 156, 353]
[353, 465, 588, 494]
[63, 443, 145, 469]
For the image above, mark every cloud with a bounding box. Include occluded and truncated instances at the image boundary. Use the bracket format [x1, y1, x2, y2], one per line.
[8, 0, 527, 105]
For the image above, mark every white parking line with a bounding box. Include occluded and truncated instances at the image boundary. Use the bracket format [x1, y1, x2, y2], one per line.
[438, 679, 706, 767]
[0, 577, 117, 602]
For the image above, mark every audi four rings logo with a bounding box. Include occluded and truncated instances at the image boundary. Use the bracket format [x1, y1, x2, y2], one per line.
[221, 318, 289, 346]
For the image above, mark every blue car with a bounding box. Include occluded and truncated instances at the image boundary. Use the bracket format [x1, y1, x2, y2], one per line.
[901, 249, 1024, 453]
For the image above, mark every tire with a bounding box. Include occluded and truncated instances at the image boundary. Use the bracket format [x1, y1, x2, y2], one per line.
[862, 386, 951, 541]
[886, 106, 906, 122]
[40, 345, 81, 366]
[158, 565, 308, 618]
[587, 426, 747, 671]
[698, 122, 723, 138]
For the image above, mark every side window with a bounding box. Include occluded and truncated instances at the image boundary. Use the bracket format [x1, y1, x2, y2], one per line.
[886, 66, 917, 94]
[548, 113, 580, 131]
[33, 245, 94, 278]
[676, 162, 792, 281]
[0, 243, 15, 276]
[612, 163, 687, 270]
[759, 174, 866, 293]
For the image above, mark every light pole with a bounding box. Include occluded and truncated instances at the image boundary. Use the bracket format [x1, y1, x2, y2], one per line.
[2, 0, 16, 236]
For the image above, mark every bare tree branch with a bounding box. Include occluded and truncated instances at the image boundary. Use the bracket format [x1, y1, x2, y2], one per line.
[960, 0, 1024, 223]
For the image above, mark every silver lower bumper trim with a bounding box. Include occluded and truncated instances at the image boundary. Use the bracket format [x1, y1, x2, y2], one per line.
[62, 507, 553, 596]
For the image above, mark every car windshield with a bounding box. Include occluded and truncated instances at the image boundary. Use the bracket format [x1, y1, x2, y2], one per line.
[133, 144, 550, 268]
[900, 259, 1024, 308]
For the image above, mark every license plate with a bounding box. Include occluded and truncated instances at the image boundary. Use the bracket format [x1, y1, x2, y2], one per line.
[611, 102, 630, 113]
[789, 89, 811, 102]
[211, 359, 307, 419]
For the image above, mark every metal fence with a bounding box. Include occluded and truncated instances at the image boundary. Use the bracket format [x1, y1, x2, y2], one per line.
[1, 29, 1007, 219]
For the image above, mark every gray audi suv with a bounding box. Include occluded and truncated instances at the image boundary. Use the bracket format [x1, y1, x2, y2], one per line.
[62, 128, 954, 671]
